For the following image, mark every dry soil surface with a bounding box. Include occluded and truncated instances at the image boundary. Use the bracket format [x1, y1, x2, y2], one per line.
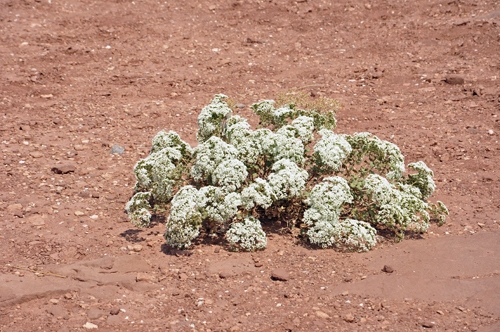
[1, 0, 500, 331]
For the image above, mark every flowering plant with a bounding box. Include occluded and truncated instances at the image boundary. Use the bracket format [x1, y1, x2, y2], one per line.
[126, 93, 448, 251]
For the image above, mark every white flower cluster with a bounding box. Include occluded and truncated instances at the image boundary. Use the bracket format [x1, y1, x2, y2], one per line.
[164, 186, 202, 248]
[273, 105, 295, 125]
[164, 185, 242, 248]
[197, 94, 232, 143]
[292, 116, 315, 141]
[197, 186, 241, 223]
[268, 159, 308, 200]
[226, 216, 267, 251]
[307, 218, 377, 252]
[304, 176, 353, 225]
[365, 174, 430, 232]
[223, 115, 251, 146]
[303, 177, 376, 251]
[134, 132, 192, 201]
[346, 132, 405, 180]
[151, 130, 192, 157]
[251, 100, 275, 120]
[314, 129, 352, 170]
[407, 161, 436, 200]
[125, 192, 152, 228]
[273, 129, 305, 164]
[224, 116, 307, 165]
[191, 136, 238, 181]
[240, 178, 274, 210]
[212, 159, 248, 192]
[334, 219, 377, 252]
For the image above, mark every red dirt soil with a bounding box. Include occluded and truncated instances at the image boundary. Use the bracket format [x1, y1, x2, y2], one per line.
[1, 0, 500, 331]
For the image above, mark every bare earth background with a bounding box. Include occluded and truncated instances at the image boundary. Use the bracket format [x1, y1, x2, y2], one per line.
[1, 0, 500, 331]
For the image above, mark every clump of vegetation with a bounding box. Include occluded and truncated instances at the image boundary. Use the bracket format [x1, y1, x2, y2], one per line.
[126, 93, 448, 252]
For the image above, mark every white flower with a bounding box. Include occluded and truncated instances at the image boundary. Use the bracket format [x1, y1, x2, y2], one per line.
[251, 100, 275, 119]
[365, 174, 430, 232]
[292, 116, 314, 141]
[252, 129, 276, 157]
[212, 159, 248, 192]
[224, 116, 260, 163]
[268, 159, 308, 200]
[197, 94, 232, 143]
[346, 132, 405, 180]
[364, 174, 394, 205]
[133, 149, 177, 200]
[276, 125, 299, 138]
[151, 130, 192, 157]
[191, 136, 239, 181]
[314, 129, 352, 170]
[407, 161, 436, 200]
[273, 105, 295, 125]
[303, 176, 353, 226]
[126, 192, 152, 228]
[164, 186, 203, 248]
[197, 186, 241, 223]
[224, 115, 251, 144]
[307, 218, 376, 252]
[226, 217, 267, 251]
[240, 178, 274, 209]
[273, 132, 305, 165]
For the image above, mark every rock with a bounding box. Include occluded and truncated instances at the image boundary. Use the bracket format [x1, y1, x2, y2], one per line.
[7, 204, 23, 211]
[488, 130, 494, 135]
[316, 311, 330, 319]
[372, 71, 383, 79]
[445, 74, 464, 85]
[110, 145, 125, 154]
[87, 307, 106, 320]
[82, 322, 98, 329]
[74, 211, 85, 216]
[110, 307, 120, 315]
[30, 151, 44, 158]
[52, 164, 76, 174]
[49, 298, 59, 304]
[382, 265, 394, 273]
[364, 3, 372, 9]
[219, 270, 234, 279]
[74, 145, 85, 151]
[421, 320, 435, 328]
[344, 276, 353, 282]
[344, 313, 355, 323]
[178, 273, 189, 280]
[127, 244, 143, 252]
[236, 104, 246, 108]
[214, 247, 220, 253]
[271, 268, 289, 281]
[254, 262, 263, 267]
[136, 272, 154, 282]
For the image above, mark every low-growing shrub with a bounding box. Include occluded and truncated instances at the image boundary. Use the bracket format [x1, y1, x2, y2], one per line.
[126, 93, 448, 252]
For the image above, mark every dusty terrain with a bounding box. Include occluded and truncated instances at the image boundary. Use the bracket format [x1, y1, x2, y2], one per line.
[1, 0, 500, 331]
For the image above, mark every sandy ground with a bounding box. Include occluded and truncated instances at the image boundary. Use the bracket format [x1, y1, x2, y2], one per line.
[1, 0, 500, 331]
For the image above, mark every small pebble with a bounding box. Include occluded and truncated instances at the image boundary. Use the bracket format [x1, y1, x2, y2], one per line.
[271, 268, 289, 281]
[110, 145, 125, 154]
[382, 265, 394, 273]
